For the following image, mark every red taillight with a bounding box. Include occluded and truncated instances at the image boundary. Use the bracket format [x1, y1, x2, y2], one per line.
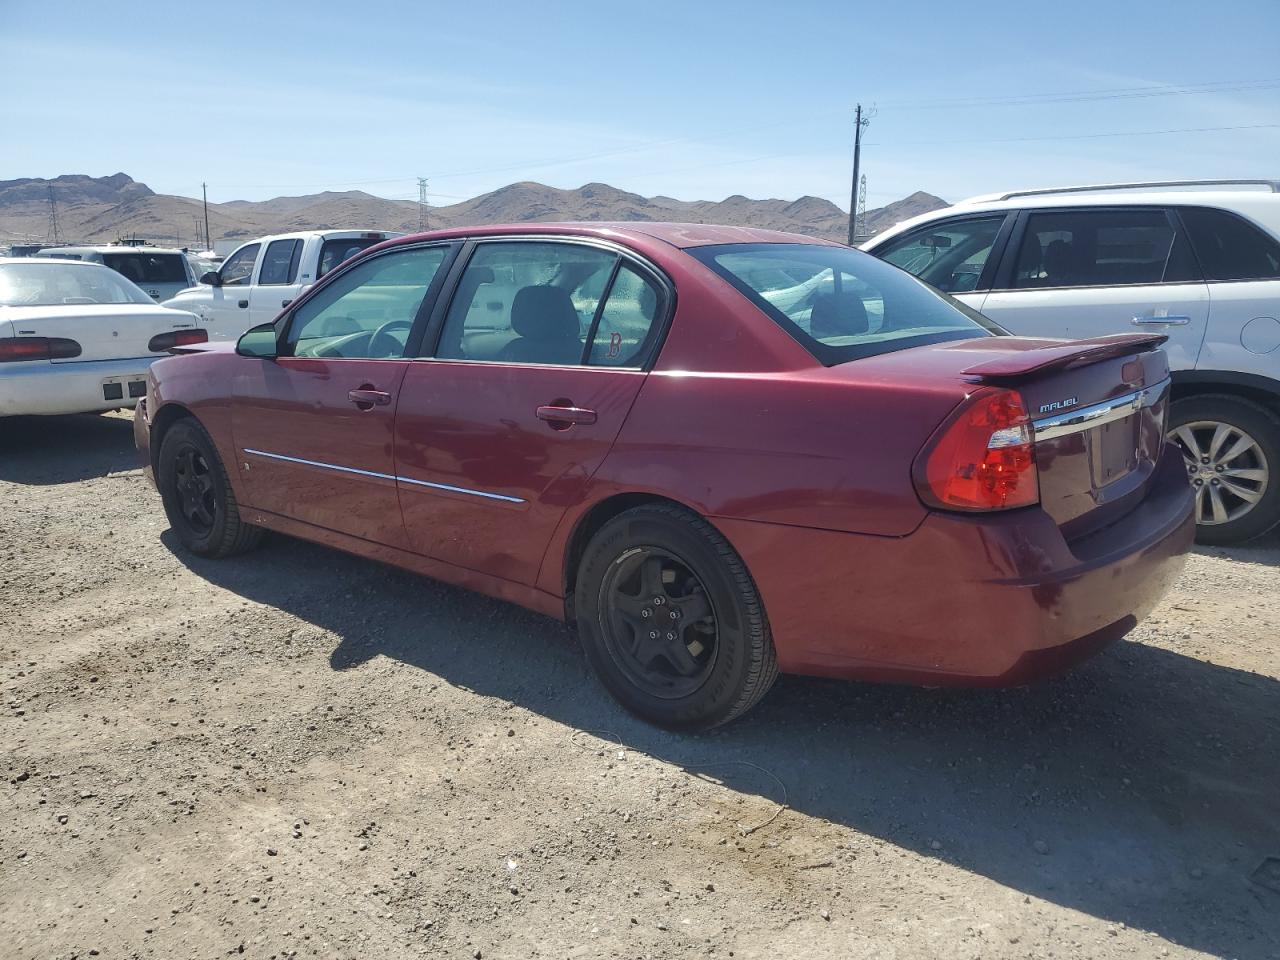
[0, 336, 82, 362]
[148, 328, 208, 353]
[914, 388, 1039, 512]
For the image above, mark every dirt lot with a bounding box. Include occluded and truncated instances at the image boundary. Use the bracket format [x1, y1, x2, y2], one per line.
[2, 410, 1278, 960]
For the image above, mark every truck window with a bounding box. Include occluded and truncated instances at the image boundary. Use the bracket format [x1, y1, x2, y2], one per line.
[219, 244, 260, 286]
[318, 238, 381, 278]
[259, 239, 304, 285]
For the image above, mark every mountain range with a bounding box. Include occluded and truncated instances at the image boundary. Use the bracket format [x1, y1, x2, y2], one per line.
[0, 173, 948, 249]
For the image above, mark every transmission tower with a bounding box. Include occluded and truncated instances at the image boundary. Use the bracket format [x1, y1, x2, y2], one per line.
[857, 175, 868, 234]
[417, 177, 429, 232]
[46, 185, 62, 245]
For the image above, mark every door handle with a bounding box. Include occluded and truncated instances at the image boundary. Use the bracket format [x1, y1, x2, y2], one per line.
[238, 299, 249, 309]
[1131, 315, 1191, 326]
[348, 387, 392, 410]
[536, 404, 597, 428]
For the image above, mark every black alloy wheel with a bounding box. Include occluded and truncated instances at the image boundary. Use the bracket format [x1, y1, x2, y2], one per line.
[576, 504, 777, 730]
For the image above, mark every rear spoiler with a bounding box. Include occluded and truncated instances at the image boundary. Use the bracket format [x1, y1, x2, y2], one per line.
[960, 333, 1167, 382]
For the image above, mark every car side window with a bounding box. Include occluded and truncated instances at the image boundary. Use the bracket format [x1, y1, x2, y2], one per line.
[259, 239, 303, 285]
[219, 244, 260, 287]
[284, 246, 450, 360]
[1178, 207, 1280, 281]
[434, 242, 618, 365]
[1010, 210, 1183, 289]
[876, 216, 1005, 293]
[587, 263, 663, 366]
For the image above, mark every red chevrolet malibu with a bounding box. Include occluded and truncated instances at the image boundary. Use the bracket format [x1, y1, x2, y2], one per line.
[135, 223, 1195, 729]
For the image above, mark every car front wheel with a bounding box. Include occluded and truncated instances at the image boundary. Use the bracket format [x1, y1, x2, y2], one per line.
[1169, 394, 1279, 545]
[575, 504, 778, 730]
[157, 418, 263, 557]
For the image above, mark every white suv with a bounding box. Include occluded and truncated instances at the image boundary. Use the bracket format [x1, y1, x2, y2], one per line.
[864, 179, 1280, 545]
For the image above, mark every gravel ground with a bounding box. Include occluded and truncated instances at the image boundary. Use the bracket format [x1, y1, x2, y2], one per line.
[2, 410, 1278, 960]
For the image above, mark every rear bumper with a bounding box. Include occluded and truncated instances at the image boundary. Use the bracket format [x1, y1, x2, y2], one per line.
[0, 357, 154, 416]
[715, 443, 1196, 686]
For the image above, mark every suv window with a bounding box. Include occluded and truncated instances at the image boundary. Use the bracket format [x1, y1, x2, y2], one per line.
[1011, 210, 1186, 288]
[435, 242, 619, 366]
[286, 246, 450, 359]
[318, 238, 383, 278]
[219, 244, 260, 286]
[690, 243, 1002, 366]
[1179, 207, 1280, 281]
[258, 239, 303, 285]
[102, 252, 188, 284]
[876, 216, 1005, 293]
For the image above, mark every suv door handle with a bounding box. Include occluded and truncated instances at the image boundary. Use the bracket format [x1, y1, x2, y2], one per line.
[1131, 314, 1191, 326]
[348, 387, 392, 410]
[536, 404, 597, 428]
[238, 299, 249, 309]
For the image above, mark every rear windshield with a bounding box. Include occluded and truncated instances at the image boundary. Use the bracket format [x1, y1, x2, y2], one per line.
[689, 242, 1004, 365]
[102, 252, 189, 284]
[0, 262, 155, 306]
[318, 238, 383, 278]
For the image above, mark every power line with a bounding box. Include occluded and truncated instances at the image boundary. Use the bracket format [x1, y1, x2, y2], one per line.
[877, 77, 1280, 110]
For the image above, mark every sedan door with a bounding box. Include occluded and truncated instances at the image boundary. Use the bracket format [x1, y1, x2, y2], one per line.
[393, 239, 668, 585]
[231, 243, 458, 546]
[978, 207, 1210, 370]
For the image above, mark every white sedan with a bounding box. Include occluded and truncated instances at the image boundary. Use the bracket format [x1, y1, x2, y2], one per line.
[0, 258, 207, 417]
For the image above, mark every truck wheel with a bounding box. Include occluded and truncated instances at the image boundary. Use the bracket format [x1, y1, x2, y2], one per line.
[1169, 394, 1279, 545]
[157, 418, 263, 557]
[575, 504, 778, 730]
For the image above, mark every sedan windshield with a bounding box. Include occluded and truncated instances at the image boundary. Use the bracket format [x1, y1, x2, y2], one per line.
[689, 243, 1004, 365]
[0, 261, 155, 307]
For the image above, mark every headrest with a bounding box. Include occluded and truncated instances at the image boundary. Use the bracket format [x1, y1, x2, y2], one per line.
[510, 285, 580, 340]
[810, 292, 869, 339]
[1042, 239, 1075, 281]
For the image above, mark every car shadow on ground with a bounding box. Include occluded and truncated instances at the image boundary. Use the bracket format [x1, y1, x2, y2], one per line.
[166, 530, 1280, 959]
[0, 412, 138, 484]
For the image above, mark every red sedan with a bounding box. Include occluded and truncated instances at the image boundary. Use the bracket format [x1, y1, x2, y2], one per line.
[135, 223, 1195, 729]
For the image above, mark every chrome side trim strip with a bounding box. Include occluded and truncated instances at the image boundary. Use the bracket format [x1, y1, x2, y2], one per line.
[241, 448, 526, 504]
[1031, 378, 1169, 442]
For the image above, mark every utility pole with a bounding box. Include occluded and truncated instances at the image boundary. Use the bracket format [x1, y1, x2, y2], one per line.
[202, 182, 211, 252]
[847, 104, 871, 246]
[417, 177, 429, 232]
[46, 185, 62, 245]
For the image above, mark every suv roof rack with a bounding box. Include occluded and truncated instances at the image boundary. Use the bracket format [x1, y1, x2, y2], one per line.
[969, 179, 1280, 203]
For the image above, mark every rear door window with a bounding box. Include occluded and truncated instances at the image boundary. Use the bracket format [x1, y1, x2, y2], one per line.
[434, 241, 619, 366]
[258, 239, 304, 285]
[875, 216, 1007, 292]
[102, 252, 189, 284]
[1178, 207, 1280, 280]
[1010, 209, 1187, 288]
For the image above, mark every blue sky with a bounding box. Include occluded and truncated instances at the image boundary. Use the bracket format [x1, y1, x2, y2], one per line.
[2, 0, 1278, 209]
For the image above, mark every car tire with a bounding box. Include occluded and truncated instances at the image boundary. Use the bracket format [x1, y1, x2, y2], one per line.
[157, 418, 263, 558]
[1169, 394, 1280, 545]
[575, 504, 778, 730]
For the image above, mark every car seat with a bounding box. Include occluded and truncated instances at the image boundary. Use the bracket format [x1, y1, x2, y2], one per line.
[810, 292, 869, 339]
[497, 285, 582, 365]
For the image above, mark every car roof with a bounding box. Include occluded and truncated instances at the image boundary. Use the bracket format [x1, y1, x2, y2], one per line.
[867, 184, 1280, 246]
[35, 245, 190, 255]
[385, 221, 843, 250]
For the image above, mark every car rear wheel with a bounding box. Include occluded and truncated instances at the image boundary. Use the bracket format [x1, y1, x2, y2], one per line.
[157, 418, 263, 557]
[1169, 394, 1279, 545]
[575, 504, 777, 730]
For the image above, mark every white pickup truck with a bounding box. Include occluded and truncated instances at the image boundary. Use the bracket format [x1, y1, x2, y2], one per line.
[162, 229, 399, 341]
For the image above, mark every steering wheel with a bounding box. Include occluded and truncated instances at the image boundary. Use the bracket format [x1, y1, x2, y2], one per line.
[367, 319, 413, 358]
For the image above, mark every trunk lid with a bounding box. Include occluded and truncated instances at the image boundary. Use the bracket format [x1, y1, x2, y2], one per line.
[847, 333, 1173, 540]
[946, 334, 1172, 540]
[2, 304, 199, 362]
